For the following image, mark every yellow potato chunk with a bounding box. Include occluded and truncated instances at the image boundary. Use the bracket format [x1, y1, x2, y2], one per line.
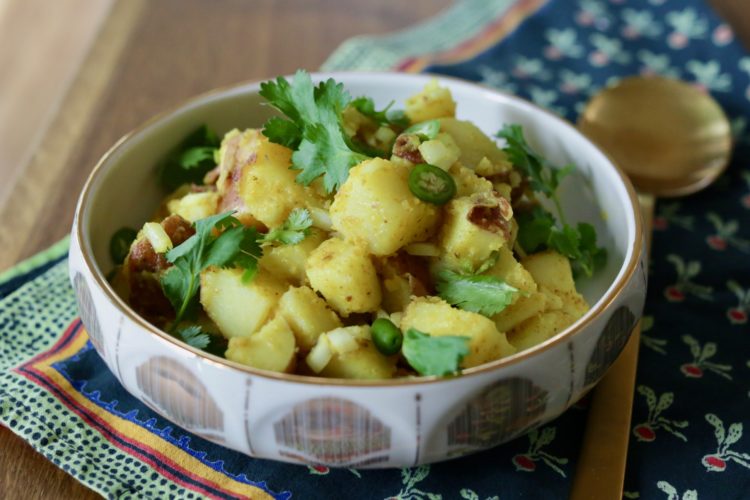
[316, 326, 397, 379]
[277, 286, 342, 351]
[405, 79, 456, 122]
[225, 316, 297, 373]
[330, 158, 440, 256]
[485, 247, 545, 332]
[259, 228, 327, 285]
[450, 163, 494, 197]
[306, 237, 382, 316]
[522, 250, 577, 292]
[439, 192, 513, 270]
[438, 118, 512, 173]
[401, 297, 515, 368]
[200, 268, 287, 339]
[166, 191, 219, 223]
[507, 310, 578, 351]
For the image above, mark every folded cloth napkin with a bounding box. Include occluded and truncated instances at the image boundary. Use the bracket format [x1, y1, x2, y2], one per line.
[2, 0, 749, 498]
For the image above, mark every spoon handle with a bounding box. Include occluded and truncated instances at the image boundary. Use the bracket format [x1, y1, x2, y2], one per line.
[569, 194, 654, 499]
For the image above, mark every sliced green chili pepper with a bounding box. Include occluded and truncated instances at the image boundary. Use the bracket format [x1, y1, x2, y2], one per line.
[404, 120, 440, 140]
[408, 163, 457, 205]
[371, 318, 403, 356]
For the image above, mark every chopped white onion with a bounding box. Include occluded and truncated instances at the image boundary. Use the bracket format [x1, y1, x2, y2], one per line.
[143, 222, 173, 253]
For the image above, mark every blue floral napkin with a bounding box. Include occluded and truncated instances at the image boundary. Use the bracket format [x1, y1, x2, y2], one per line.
[2, 0, 749, 498]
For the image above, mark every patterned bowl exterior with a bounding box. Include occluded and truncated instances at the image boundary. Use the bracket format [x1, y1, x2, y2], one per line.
[69, 72, 645, 468]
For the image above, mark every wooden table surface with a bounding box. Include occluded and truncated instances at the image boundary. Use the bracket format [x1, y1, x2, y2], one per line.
[0, 0, 747, 498]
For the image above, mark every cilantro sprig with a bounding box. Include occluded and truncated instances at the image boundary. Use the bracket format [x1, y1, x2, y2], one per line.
[261, 208, 313, 246]
[402, 328, 470, 377]
[260, 70, 370, 193]
[159, 125, 220, 191]
[497, 124, 607, 277]
[160, 212, 261, 331]
[436, 269, 519, 317]
[178, 325, 228, 357]
[351, 96, 410, 128]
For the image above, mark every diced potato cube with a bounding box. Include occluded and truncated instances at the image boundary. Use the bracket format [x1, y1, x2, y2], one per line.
[260, 228, 326, 285]
[522, 250, 577, 292]
[438, 192, 513, 270]
[405, 79, 456, 122]
[167, 191, 219, 222]
[438, 118, 512, 172]
[485, 246, 537, 292]
[418, 133, 460, 170]
[507, 310, 578, 351]
[449, 163, 494, 197]
[277, 286, 342, 351]
[330, 158, 440, 256]
[401, 297, 515, 368]
[493, 292, 548, 333]
[315, 326, 396, 379]
[200, 268, 287, 339]
[225, 316, 296, 373]
[306, 237, 382, 316]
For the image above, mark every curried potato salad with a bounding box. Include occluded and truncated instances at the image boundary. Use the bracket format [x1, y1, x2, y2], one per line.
[110, 71, 606, 379]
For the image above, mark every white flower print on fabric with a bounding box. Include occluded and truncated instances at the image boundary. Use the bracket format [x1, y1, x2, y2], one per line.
[640, 316, 667, 355]
[528, 85, 566, 115]
[702, 414, 750, 472]
[632, 386, 688, 443]
[544, 28, 584, 60]
[681, 335, 732, 380]
[575, 0, 612, 30]
[621, 9, 663, 40]
[558, 69, 592, 95]
[476, 65, 518, 93]
[706, 212, 749, 252]
[511, 427, 568, 477]
[511, 56, 551, 81]
[666, 8, 708, 49]
[663, 255, 713, 302]
[387, 466, 441, 500]
[653, 202, 693, 231]
[459, 490, 499, 500]
[657, 481, 698, 500]
[726, 281, 750, 325]
[686, 60, 732, 92]
[589, 34, 632, 67]
[637, 50, 681, 78]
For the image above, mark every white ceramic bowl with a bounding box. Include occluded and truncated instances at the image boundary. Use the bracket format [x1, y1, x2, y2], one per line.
[69, 72, 646, 468]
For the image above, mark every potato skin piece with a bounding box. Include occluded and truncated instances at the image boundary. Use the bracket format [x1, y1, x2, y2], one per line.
[306, 237, 382, 316]
[225, 315, 297, 373]
[400, 297, 516, 368]
[200, 268, 287, 339]
[330, 157, 440, 256]
[277, 286, 342, 351]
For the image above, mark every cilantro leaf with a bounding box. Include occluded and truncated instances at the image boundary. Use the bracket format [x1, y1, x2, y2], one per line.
[260, 70, 369, 193]
[159, 125, 220, 191]
[178, 325, 228, 357]
[262, 208, 313, 246]
[178, 325, 211, 349]
[160, 212, 261, 331]
[350, 97, 410, 128]
[496, 124, 572, 202]
[436, 269, 519, 317]
[498, 124, 607, 278]
[402, 328, 470, 377]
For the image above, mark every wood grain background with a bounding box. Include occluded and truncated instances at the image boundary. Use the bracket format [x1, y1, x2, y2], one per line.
[0, 0, 747, 498]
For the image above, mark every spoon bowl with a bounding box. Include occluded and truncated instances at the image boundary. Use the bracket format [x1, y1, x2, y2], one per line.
[578, 76, 732, 196]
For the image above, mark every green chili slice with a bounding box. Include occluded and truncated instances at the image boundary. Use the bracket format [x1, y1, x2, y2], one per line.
[408, 163, 456, 205]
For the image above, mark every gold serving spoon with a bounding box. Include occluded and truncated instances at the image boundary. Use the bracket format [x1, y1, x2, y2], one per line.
[570, 76, 732, 499]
